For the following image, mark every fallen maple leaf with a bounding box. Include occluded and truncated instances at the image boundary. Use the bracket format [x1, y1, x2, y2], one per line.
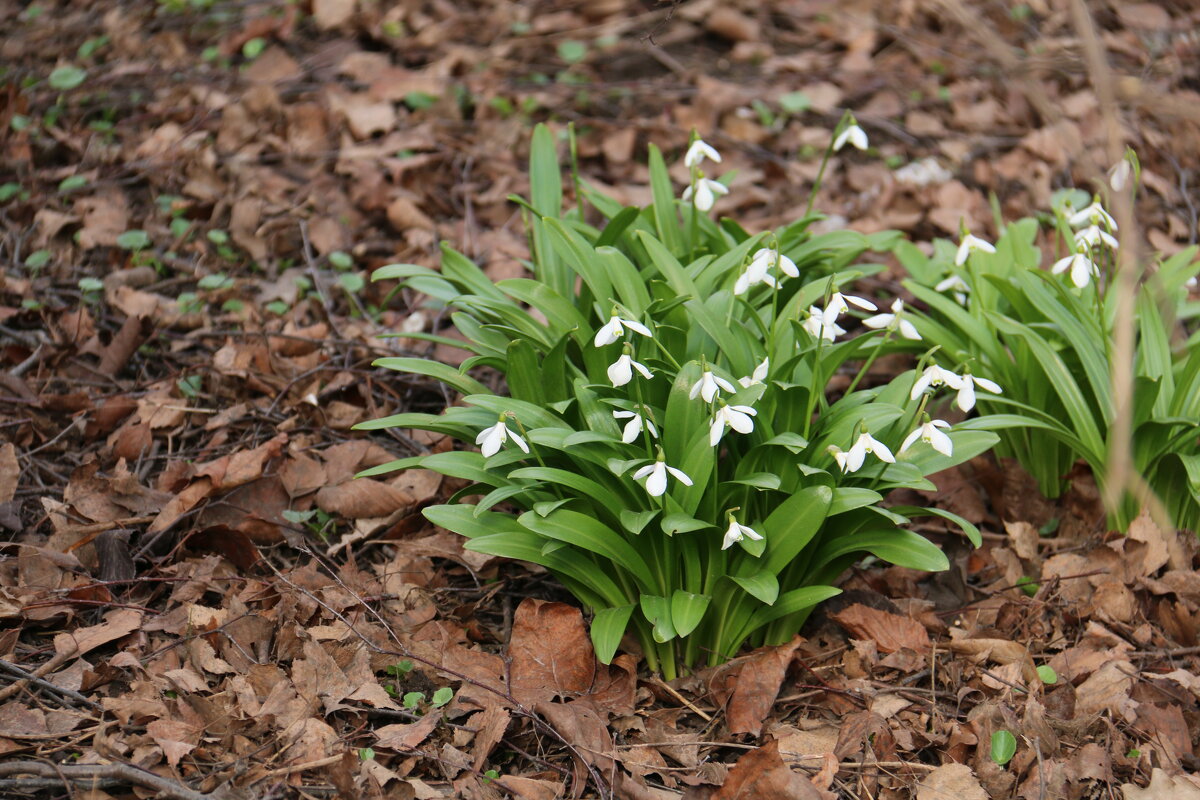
[831, 603, 931, 654]
[713, 740, 823, 800]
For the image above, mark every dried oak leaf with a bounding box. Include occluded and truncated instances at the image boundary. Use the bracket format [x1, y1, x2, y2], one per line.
[316, 478, 412, 519]
[1122, 769, 1200, 800]
[53, 607, 142, 657]
[831, 603, 931, 654]
[713, 740, 823, 800]
[708, 636, 804, 736]
[509, 599, 596, 708]
[917, 763, 988, 800]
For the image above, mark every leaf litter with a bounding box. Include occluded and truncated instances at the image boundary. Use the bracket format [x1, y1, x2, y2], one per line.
[1, 0, 1199, 797]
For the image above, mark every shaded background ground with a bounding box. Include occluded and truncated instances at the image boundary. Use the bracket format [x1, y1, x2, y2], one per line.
[1, 0, 1200, 797]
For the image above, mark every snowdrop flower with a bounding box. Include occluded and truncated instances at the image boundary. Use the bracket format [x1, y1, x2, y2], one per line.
[632, 457, 693, 497]
[608, 351, 653, 387]
[955, 233, 996, 266]
[833, 124, 868, 152]
[863, 299, 921, 340]
[684, 138, 721, 168]
[1051, 250, 1099, 288]
[802, 305, 846, 342]
[826, 291, 877, 316]
[682, 178, 729, 212]
[734, 248, 798, 295]
[476, 417, 529, 458]
[1187, 276, 1198, 289]
[710, 403, 757, 446]
[827, 445, 849, 472]
[1068, 201, 1117, 231]
[935, 274, 971, 305]
[722, 513, 763, 550]
[843, 430, 896, 473]
[689, 369, 736, 403]
[900, 418, 953, 457]
[594, 314, 652, 347]
[613, 409, 657, 444]
[955, 372, 1002, 412]
[1109, 159, 1132, 192]
[1074, 225, 1119, 251]
[910, 365, 963, 400]
[738, 357, 769, 388]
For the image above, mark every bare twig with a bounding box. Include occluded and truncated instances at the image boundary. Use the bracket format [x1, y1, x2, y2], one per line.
[0, 761, 214, 800]
[0, 659, 100, 710]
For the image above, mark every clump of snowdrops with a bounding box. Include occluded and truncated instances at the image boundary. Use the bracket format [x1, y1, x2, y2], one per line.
[898, 153, 1200, 531]
[359, 120, 994, 678]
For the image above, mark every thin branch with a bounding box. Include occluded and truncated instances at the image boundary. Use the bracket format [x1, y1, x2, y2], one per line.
[0, 761, 214, 800]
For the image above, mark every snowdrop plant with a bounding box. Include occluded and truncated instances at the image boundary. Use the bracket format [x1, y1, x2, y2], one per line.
[360, 124, 993, 678]
[895, 189, 1200, 530]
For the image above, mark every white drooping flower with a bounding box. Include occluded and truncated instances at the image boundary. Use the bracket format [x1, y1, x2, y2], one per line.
[632, 458, 693, 497]
[910, 365, 964, 400]
[1074, 225, 1119, 251]
[1051, 250, 1099, 288]
[802, 305, 846, 342]
[843, 431, 896, 473]
[608, 353, 653, 387]
[900, 419, 954, 457]
[955, 373, 1002, 412]
[722, 514, 763, 550]
[684, 138, 722, 168]
[593, 315, 653, 347]
[1068, 201, 1117, 231]
[476, 418, 529, 458]
[689, 369, 736, 403]
[955, 233, 996, 266]
[613, 409, 657, 444]
[935, 274, 971, 305]
[862, 299, 921, 340]
[1109, 159, 1132, 192]
[709, 403, 757, 446]
[682, 178, 729, 212]
[734, 248, 797, 295]
[828, 445, 849, 473]
[833, 124, 868, 152]
[826, 291, 877, 316]
[738, 357, 769, 388]
[894, 157, 953, 187]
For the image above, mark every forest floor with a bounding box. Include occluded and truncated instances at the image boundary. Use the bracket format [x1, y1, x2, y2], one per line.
[2, 0, 1200, 798]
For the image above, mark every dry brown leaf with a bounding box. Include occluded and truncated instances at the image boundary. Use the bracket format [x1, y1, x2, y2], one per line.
[375, 714, 440, 752]
[509, 599, 597, 708]
[1075, 659, 1135, 718]
[709, 636, 803, 736]
[917, 762, 988, 800]
[196, 433, 287, 490]
[315, 479, 413, 519]
[0, 444, 17, 505]
[313, 0, 356, 29]
[946, 636, 1037, 683]
[54, 607, 142, 657]
[831, 603, 932, 654]
[1122, 769, 1200, 800]
[713, 740, 823, 800]
[1126, 509, 1186, 573]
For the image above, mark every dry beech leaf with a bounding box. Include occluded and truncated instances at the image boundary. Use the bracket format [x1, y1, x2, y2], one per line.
[54, 608, 142, 657]
[709, 636, 804, 736]
[509, 599, 596, 708]
[918, 762, 988, 800]
[713, 740, 823, 800]
[374, 714, 440, 752]
[831, 603, 931, 654]
[315, 479, 413, 519]
[1122, 769, 1200, 800]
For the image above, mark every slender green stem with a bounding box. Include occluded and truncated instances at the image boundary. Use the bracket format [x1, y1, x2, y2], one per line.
[804, 142, 836, 219]
[844, 329, 895, 397]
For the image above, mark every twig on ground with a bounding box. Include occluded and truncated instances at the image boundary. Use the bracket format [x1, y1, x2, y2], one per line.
[0, 761, 214, 800]
[0, 658, 101, 710]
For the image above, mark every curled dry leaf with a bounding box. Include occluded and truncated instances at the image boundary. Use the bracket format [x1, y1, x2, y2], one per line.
[713, 740, 824, 800]
[708, 636, 804, 736]
[831, 603, 932, 654]
[509, 598, 596, 708]
[917, 763, 988, 800]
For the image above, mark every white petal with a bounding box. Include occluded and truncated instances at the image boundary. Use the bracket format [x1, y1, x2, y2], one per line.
[868, 436, 895, 463]
[707, 179, 729, 197]
[862, 313, 892, 330]
[741, 524, 763, 541]
[971, 375, 1002, 394]
[508, 430, 530, 453]
[910, 374, 932, 400]
[478, 424, 504, 457]
[608, 355, 632, 387]
[632, 463, 655, 480]
[666, 466, 693, 486]
[845, 440, 867, 472]
[845, 125, 868, 150]
[645, 419, 659, 438]
[644, 464, 667, 496]
[709, 418, 724, 446]
[722, 521, 741, 550]
[694, 181, 714, 211]
[681, 185, 694, 203]
[954, 240, 971, 266]
[900, 428, 922, 453]
[593, 317, 621, 347]
[714, 375, 736, 393]
[733, 272, 751, 295]
[623, 318, 652, 338]
[688, 378, 703, 400]
[956, 381, 976, 412]
[928, 425, 953, 456]
[632, 359, 653, 380]
[898, 319, 922, 340]
[1071, 256, 1093, 288]
[620, 416, 641, 444]
[846, 294, 877, 311]
[1051, 255, 1073, 276]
